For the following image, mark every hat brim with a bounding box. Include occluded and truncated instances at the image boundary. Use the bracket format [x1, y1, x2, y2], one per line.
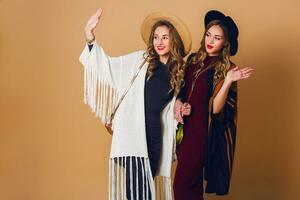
[141, 12, 192, 56]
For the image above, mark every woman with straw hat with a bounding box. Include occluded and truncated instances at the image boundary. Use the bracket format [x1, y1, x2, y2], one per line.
[79, 8, 191, 200]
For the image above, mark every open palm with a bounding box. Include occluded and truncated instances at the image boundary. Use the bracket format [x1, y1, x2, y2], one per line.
[227, 66, 254, 82]
[85, 8, 103, 39]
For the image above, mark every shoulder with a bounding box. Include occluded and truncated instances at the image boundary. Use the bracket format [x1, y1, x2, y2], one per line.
[186, 53, 197, 63]
[184, 53, 198, 71]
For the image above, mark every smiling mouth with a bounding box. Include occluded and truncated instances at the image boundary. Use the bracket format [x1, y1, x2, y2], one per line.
[157, 46, 165, 51]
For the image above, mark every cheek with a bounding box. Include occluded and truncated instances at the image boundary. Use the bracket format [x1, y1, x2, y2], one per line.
[205, 37, 209, 45]
[166, 40, 171, 49]
[214, 40, 224, 50]
[163, 38, 169, 45]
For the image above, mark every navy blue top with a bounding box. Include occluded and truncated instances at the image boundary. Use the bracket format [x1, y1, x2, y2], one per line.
[144, 60, 173, 176]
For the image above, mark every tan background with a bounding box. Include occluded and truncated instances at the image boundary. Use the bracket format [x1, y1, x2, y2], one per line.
[1, 0, 300, 199]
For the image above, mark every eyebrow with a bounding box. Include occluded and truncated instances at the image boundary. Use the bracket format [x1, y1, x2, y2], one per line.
[207, 31, 223, 38]
[154, 34, 169, 36]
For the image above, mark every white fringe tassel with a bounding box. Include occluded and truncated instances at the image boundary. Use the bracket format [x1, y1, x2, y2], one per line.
[109, 157, 174, 200]
[84, 62, 119, 125]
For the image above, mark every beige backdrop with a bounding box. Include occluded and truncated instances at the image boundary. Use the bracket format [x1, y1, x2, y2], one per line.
[1, 0, 300, 200]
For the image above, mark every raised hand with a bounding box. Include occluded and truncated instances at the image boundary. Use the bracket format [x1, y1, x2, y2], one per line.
[84, 8, 103, 41]
[226, 66, 254, 82]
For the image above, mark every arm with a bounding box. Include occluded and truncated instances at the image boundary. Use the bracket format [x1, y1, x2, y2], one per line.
[80, 8, 121, 87]
[213, 66, 254, 114]
[174, 82, 191, 124]
[79, 8, 145, 124]
[212, 78, 232, 114]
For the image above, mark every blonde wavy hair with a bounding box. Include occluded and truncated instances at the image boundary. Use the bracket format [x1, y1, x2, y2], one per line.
[143, 20, 185, 96]
[188, 20, 235, 81]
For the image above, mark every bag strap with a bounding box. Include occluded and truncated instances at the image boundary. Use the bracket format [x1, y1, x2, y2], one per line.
[186, 63, 215, 103]
[109, 59, 147, 122]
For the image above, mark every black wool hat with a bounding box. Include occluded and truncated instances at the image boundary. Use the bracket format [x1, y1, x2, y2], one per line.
[204, 10, 239, 56]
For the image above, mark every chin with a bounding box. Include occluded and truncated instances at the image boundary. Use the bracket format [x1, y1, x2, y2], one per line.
[206, 49, 217, 55]
[206, 49, 212, 54]
[156, 51, 169, 57]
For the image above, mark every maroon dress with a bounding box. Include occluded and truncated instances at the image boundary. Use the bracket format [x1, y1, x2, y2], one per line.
[174, 56, 217, 200]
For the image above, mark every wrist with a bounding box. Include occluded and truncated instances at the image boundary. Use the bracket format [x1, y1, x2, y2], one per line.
[85, 36, 95, 44]
[224, 76, 233, 86]
[176, 99, 183, 105]
[84, 30, 95, 43]
[85, 34, 95, 45]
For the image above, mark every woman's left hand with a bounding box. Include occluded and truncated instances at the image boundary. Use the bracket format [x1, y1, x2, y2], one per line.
[226, 66, 254, 82]
[174, 99, 184, 124]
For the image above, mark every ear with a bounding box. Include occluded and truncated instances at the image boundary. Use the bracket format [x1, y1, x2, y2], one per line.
[223, 41, 229, 47]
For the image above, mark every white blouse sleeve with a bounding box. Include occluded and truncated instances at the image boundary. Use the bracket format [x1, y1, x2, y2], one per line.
[79, 41, 145, 124]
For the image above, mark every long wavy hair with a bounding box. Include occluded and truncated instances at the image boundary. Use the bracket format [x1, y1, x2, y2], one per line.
[188, 20, 235, 81]
[144, 20, 185, 96]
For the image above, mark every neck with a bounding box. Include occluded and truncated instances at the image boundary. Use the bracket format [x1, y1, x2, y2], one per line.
[207, 52, 220, 56]
[159, 55, 169, 64]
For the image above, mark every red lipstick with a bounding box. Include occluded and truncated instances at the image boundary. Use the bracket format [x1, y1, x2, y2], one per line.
[207, 44, 213, 49]
[157, 46, 165, 51]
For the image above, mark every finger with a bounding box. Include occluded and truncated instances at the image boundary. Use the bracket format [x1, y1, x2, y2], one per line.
[242, 71, 254, 76]
[241, 68, 254, 73]
[233, 66, 239, 71]
[182, 104, 191, 110]
[183, 111, 190, 116]
[241, 74, 252, 79]
[180, 110, 184, 117]
[182, 110, 191, 115]
[244, 69, 255, 74]
[241, 70, 254, 77]
[178, 116, 183, 124]
[95, 8, 102, 17]
[245, 72, 253, 77]
[182, 107, 189, 112]
[181, 108, 189, 114]
[183, 102, 189, 107]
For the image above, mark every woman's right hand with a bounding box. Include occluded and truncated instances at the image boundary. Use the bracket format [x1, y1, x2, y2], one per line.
[85, 8, 103, 41]
[181, 103, 191, 116]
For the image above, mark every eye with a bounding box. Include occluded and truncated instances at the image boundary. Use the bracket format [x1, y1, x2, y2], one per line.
[215, 37, 221, 40]
[162, 36, 169, 40]
[153, 36, 158, 40]
[205, 32, 210, 37]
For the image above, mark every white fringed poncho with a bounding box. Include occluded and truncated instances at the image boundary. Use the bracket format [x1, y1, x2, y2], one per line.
[79, 42, 178, 200]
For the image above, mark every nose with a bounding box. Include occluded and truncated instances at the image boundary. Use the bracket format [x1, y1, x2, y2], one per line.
[158, 37, 163, 45]
[208, 36, 214, 44]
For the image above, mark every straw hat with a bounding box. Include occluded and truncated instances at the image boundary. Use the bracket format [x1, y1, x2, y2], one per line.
[141, 12, 192, 56]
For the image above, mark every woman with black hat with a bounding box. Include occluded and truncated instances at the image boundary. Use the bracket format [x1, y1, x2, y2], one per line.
[79, 8, 191, 200]
[173, 10, 253, 200]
